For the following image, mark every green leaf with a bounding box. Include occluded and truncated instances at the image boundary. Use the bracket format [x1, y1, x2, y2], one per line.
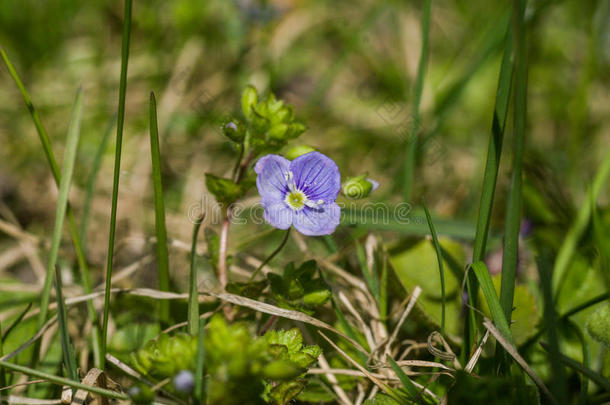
[478, 275, 539, 345]
[269, 380, 306, 405]
[262, 360, 304, 380]
[205, 173, 246, 206]
[226, 280, 268, 299]
[241, 85, 258, 119]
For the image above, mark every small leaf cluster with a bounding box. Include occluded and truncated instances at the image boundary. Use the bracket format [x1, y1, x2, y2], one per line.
[206, 85, 306, 207]
[239, 85, 306, 151]
[268, 260, 332, 315]
[131, 332, 197, 379]
[129, 316, 321, 404]
[263, 328, 322, 405]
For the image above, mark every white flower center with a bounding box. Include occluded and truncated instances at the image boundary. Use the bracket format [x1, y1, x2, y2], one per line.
[284, 171, 324, 211]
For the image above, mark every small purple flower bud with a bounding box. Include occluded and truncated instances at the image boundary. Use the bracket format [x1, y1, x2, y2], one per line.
[173, 370, 195, 393]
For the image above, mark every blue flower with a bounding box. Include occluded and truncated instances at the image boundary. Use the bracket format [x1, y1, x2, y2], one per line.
[255, 151, 341, 236]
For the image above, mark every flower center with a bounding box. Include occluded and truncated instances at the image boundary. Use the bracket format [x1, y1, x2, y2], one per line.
[284, 170, 325, 211]
[285, 190, 307, 210]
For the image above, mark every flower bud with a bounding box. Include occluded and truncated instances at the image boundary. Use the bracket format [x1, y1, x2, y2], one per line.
[128, 385, 154, 404]
[586, 304, 610, 349]
[241, 85, 258, 119]
[173, 370, 195, 393]
[221, 119, 245, 143]
[342, 175, 379, 199]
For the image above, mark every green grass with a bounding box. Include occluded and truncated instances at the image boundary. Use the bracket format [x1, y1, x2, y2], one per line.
[0, 359, 129, 400]
[0, 46, 102, 368]
[149, 92, 171, 326]
[80, 115, 115, 255]
[101, 0, 133, 370]
[402, 0, 431, 202]
[188, 218, 204, 336]
[499, 0, 528, 328]
[423, 203, 446, 336]
[47, 88, 84, 383]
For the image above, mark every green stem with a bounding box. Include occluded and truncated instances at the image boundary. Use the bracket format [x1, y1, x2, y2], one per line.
[101, 0, 133, 370]
[0, 359, 128, 400]
[248, 229, 291, 282]
[402, 0, 431, 202]
[188, 218, 204, 336]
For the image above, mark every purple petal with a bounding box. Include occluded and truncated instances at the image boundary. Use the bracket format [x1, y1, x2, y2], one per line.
[255, 154, 290, 202]
[293, 202, 341, 236]
[262, 199, 293, 230]
[290, 151, 340, 203]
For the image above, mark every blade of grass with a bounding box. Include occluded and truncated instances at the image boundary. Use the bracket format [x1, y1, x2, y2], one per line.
[0, 322, 5, 400]
[520, 291, 610, 351]
[379, 249, 388, 321]
[149, 92, 170, 327]
[0, 45, 101, 368]
[483, 319, 554, 402]
[188, 218, 204, 336]
[465, 14, 513, 364]
[341, 207, 480, 241]
[499, 0, 528, 327]
[388, 357, 429, 404]
[355, 241, 379, 302]
[38, 88, 83, 383]
[423, 203, 445, 336]
[536, 251, 568, 403]
[193, 318, 206, 404]
[1, 304, 32, 343]
[0, 359, 128, 400]
[101, 0, 133, 370]
[539, 343, 610, 393]
[566, 320, 589, 405]
[470, 261, 514, 346]
[81, 115, 115, 254]
[552, 150, 610, 297]
[402, 0, 431, 202]
[470, 12, 513, 278]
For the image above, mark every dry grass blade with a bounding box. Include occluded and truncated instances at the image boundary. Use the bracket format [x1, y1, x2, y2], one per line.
[205, 290, 368, 355]
[384, 286, 422, 357]
[1, 396, 62, 405]
[337, 291, 376, 352]
[317, 354, 353, 405]
[393, 360, 454, 373]
[483, 318, 554, 402]
[63, 368, 109, 405]
[318, 332, 398, 400]
[465, 330, 489, 373]
[426, 332, 458, 367]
